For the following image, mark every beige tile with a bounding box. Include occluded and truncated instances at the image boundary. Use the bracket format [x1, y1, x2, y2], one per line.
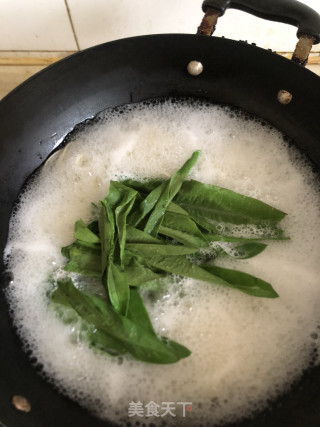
[0, 65, 45, 100]
[0, 51, 75, 65]
[0, 0, 77, 51]
[306, 64, 320, 75]
[68, 0, 320, 52]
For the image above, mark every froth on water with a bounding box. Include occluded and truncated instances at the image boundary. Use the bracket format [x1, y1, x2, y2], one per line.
[4, 98, 320, 426]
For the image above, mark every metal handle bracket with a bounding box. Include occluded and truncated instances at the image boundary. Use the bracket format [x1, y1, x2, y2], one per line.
[199, 0, 320, 66]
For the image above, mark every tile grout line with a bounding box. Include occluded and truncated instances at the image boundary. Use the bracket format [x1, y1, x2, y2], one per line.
[64, 0, 80, 51]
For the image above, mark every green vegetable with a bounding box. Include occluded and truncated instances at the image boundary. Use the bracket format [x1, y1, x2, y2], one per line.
[61, 239, 100, 259]
[51, 150, 287, 365]
[99, 198, 115, 273]
[127, 287, 156, 333]
[106, 260, 130, 316]
[174, 180, 286, 234]
[126, 243, 199, 257]
[52, 278, 190, 364]
[128, 181, 167, 228]
[125, 225, 162, 244]
[200, 264, 279, 298]
[159, 225, 208, 248]
[143, 150, 200, 236]
[121, 178, 287, 239]
[102, 181, 138, 267]
[143, 254, 276, 298]
[124, 258, 166, 287]
[121, 178, 161, 195]
[64, 246, 101, 277]
[162, 210, 206, 239]
[159, 209, 208, 248]
[74, 219, 101, 243]
[98, 183, 138, 314]
[212, 242, 267, 259]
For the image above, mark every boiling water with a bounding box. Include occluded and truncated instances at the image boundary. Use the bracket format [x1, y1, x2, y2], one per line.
[4, 100, 320, 426]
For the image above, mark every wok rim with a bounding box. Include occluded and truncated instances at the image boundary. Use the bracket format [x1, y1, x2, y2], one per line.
[1, 33, 320, 427]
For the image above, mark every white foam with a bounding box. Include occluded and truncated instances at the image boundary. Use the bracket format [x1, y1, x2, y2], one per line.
[4, 99, 320, 426]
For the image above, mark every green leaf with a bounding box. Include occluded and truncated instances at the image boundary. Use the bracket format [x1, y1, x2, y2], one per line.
[54, 149, 285, 366]
[159, 209, 208, 247]
[51, 278, 191, 364]
[104, 260, 130, 316]
[99, 183, 137, 311]
[74, 219, 101, 243]
[88, 329, 128, 356]
[61, 239, 100, 259]
[201, 264, 279, 298]
[104, 181, 138, 267]
[64, 246, 101, 277]
[160, 338, 191, 360]
[125, 258, 166, 287]
[145, 255, 278, 298]
[163, 210, 205, 238]
[213, 242, 267, 259]
[159, 226, 208, 248]
[174, 180, 286, 230]
[126, 225, 162, 244]
[126, 243, 199, 257]
[122, 178, 286, 235]
[166, 202, 189, 215]
[144, 255, 229, 286]
[127, 287, 155, 334]
[121, 178, 161, 195]
[128, 181, 167, 228]
[144, 151, 201, 236]
[99, 199, 115, 273]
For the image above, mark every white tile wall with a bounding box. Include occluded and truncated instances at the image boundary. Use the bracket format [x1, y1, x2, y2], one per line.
[67, 0, 203, 49]
[0, 0, 319, 53]
[215, 10, 306, 52]
[68, 0, 320, 52]
[214, 0, 320, 52]
[0, 0, 77, 51]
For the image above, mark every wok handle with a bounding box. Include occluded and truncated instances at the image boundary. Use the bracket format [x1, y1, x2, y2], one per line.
[202, 0, 320, 44]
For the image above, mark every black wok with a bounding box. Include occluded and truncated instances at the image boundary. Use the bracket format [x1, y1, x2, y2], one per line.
[1, 0, 320, 426]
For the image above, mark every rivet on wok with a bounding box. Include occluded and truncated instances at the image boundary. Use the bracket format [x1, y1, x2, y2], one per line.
[277, 90, 293, 105]
[12, 395, 31, 412]
[187, 61, 203, 76]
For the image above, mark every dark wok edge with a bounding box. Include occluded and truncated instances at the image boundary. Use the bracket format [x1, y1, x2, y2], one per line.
[1, 34, 320, 427]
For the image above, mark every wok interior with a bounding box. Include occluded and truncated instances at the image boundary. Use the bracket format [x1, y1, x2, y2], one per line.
[1, 35, 320, 427]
